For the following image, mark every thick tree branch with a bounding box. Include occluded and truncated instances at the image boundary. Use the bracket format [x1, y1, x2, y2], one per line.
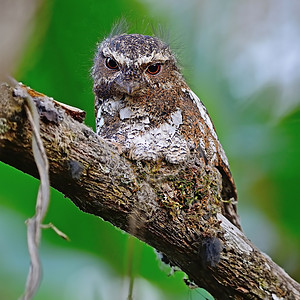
[0, 82, 299, 299]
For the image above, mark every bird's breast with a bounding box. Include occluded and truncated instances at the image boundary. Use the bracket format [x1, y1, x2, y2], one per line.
[96, 99, 191, 163]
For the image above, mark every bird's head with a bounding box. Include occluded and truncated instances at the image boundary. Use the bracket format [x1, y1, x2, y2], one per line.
[92, 34, 183, 100]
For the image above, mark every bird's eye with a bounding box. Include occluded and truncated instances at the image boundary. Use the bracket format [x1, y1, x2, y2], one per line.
[146, 63, 161, 75]
[105, 57, 119, 70]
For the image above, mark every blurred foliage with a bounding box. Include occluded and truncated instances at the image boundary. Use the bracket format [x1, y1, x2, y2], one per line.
[0, 0, 299, 299]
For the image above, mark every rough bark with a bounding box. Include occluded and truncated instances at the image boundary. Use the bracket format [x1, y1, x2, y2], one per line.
[0, 82, 299, 300]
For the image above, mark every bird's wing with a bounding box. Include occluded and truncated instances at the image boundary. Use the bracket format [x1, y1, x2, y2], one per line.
[181, 88, 241, 230]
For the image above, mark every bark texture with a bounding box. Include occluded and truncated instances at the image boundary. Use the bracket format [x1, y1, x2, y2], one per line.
[0, 82, 299, 299]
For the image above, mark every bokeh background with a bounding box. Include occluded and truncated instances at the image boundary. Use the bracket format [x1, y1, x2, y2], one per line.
[1, 0, 299, 299]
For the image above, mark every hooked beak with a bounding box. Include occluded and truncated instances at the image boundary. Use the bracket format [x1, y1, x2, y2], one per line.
[114, 78, 141, 96]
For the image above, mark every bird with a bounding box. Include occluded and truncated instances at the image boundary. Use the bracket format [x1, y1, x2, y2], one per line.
[91, 31, 241, 230]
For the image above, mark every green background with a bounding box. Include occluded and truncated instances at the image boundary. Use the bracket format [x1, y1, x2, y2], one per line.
[1, 1, 299, 299]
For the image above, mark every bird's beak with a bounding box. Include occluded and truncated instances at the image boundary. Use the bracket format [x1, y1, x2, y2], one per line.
[115, 77, 141, 96]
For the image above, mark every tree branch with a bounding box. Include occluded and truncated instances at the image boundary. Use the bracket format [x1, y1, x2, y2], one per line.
[0, 82, 299, 299]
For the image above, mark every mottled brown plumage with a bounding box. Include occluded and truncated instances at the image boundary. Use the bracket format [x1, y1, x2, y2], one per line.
[92, 33, 241, 229]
